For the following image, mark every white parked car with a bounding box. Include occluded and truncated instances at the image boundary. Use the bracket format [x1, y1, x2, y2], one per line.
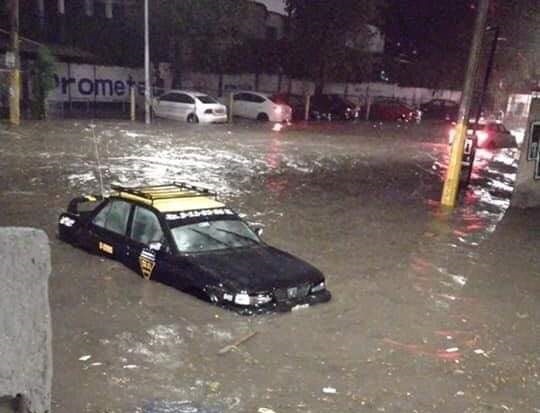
[153, 90, 227, 123]
[231, 91, 292, 122]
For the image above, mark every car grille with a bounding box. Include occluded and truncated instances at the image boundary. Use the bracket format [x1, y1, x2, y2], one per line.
[214, 108, 225, 114]
[274, 283, 311, 302]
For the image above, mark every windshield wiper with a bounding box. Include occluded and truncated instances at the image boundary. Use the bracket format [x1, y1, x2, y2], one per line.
[215, 228, 259, 245]
[189, 228, 232, 248]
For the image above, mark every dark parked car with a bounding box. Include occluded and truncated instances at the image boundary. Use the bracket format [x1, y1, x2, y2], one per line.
[270, 93, 306, 121]
[420, 99, 459, 121]
[367, 98, 419, 122]
[309, 94, 360, 121]
[58, 183, 331, 314]
[270, 93, 359, 121]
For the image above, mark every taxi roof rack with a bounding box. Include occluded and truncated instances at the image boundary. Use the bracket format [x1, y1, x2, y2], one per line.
[111, 182, 217, 202]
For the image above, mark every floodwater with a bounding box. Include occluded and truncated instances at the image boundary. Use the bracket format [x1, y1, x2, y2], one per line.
[0, 119, 538, 413]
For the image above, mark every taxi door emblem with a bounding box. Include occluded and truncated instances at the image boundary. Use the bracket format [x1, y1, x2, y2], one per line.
[98, 241, 114, 255]
[139, 249, 156, 280]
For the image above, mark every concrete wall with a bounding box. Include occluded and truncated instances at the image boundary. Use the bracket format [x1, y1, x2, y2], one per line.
[0, 228, 52, 413]
[512, 95, 540, 208]
[180, 71, 462, 106]
[40, 60, 466, 110]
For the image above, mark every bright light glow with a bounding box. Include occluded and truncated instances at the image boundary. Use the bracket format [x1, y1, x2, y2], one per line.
[274, 105, 283, 114]
[448, 128, 456, 144]
[476, 130, 489, 146]
[272, 123, 283, 132]
[234, 293, 250, 306]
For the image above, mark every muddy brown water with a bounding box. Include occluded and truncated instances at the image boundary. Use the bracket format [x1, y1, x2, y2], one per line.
[0, 120, 538, 413]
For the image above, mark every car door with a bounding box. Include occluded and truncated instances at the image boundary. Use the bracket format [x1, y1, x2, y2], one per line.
[154, 92, 177, 119]
[124, 205, 183, 286]
[176, 93, 196, 120]
[496, 123, 514, 147]
[232, 93, 248, 117]
[249, 93, 267, 119]
[88, 199, 132, 260]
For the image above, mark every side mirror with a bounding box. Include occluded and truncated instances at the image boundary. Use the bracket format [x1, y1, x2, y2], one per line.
[149, 241, 162, 252]
[253, 227, 264, 237]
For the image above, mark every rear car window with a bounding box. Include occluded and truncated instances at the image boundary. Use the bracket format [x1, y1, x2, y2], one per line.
[196, 95, 218, 104]
[93, 200, 131, 235]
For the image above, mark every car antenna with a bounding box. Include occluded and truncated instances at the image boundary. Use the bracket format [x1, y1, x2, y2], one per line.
[90, 124, 105, 197]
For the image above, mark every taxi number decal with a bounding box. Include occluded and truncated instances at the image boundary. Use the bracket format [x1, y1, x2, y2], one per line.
[165, 208, 234, 221]
[98, 242, 114, 254]
[139, 249, 156, 280]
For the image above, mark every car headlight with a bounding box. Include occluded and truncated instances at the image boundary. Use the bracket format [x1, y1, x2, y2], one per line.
[234, 292, 272, 306]
[311, 281, 326, 293]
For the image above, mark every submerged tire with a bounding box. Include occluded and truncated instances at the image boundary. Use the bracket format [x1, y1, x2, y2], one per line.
[257, 113, 269, 122]
[187, 114, 199, 123]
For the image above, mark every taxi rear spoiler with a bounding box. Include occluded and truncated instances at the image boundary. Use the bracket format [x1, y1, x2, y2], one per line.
[67, 195, 104, 214]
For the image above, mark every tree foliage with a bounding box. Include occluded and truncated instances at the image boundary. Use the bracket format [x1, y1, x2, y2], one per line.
[31, 46, 57, 119]
[284, 0, 384, 89]
[382, 0, 476, 89]
[151, 0, 250, 84]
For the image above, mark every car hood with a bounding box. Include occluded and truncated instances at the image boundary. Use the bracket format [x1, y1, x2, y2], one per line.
[185, 246, 324, 292]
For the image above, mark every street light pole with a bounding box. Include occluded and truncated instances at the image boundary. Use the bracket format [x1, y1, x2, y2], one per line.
[440, 0, 490, 208]
[8, 0, 20, 126]
[144, 0, 151, 124]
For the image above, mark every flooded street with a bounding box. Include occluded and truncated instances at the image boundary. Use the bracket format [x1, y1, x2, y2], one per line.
[0, 119, 538, 413]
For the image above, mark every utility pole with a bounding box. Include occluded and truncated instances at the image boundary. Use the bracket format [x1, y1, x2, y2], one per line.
[440, 0, 490, 208]
[473, 26, 499, 125]
[144, 0, 151, 124]
[8, 0, 20, 126]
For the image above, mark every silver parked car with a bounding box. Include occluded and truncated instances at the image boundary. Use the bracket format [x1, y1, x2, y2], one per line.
[231, 91, 292, 123]
[153, 90, 228, 123]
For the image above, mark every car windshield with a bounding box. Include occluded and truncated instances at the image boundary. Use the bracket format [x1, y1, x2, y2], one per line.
[196, 95, 218, 104]
[170, 219, 260, 253]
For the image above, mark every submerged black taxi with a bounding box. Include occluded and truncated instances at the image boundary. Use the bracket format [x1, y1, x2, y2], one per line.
[58, 183, 331, 313]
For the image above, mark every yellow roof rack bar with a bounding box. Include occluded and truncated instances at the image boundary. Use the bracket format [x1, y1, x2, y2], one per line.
[111, 182, 217, 203]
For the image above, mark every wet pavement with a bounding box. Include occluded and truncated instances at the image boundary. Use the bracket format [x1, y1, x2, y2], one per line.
[0, 119, 538, 413]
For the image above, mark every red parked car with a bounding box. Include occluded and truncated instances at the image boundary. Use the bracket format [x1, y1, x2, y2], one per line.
[366, 98, 419, 122]
[448, 120, 517, 149]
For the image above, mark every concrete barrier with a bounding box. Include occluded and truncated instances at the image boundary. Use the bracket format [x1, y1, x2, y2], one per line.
[0, 228, 52, 413]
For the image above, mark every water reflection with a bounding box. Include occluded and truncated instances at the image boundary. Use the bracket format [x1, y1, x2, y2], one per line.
[388, 147, 520, 361]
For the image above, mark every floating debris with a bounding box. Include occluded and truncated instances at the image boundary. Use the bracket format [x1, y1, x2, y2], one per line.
[218, 331, 257, 355]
